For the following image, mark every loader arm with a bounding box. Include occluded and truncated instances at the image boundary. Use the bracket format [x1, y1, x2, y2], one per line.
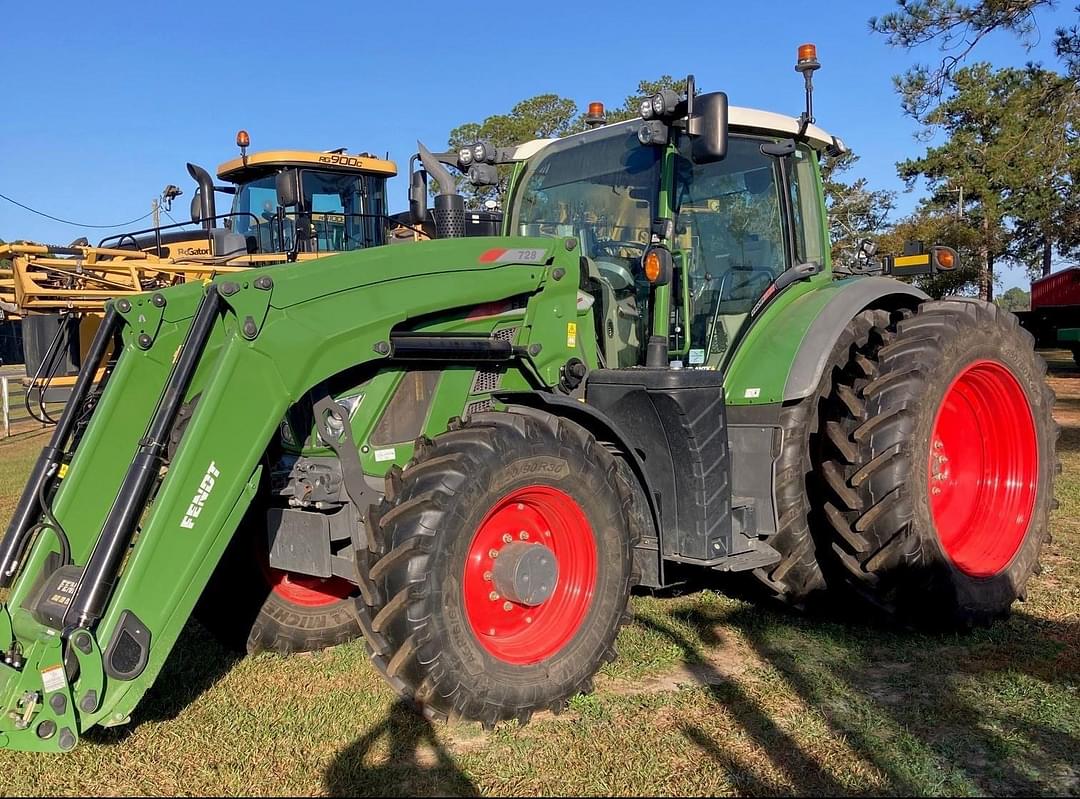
[0, 236, 579, 751]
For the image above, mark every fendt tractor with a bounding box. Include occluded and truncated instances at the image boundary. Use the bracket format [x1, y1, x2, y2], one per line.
[0, 47, 1057, 751]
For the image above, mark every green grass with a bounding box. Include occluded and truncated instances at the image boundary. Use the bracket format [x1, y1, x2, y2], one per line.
[0, 354, 1077, 796]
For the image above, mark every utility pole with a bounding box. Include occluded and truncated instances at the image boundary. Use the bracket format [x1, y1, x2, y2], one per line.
[152, 197, 160, 230]
[941, 183, 964, 219]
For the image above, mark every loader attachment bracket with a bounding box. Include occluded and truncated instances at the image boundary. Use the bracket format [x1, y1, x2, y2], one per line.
[68, 629, 104, 715]
[116, 293, 167, 350]
[218, 275, 273, 340]
[1, 635, 81, 752]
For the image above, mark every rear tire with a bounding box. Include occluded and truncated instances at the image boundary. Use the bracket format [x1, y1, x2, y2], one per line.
[355, 410, 638, 726]
[814, 300, 1058, 627]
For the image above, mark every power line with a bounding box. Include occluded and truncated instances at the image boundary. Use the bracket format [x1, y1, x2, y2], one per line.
[0, 191, 155, 229]
[161, 208, 191, 228]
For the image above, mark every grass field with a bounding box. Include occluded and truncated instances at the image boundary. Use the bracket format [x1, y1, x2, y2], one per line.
[0, 353, 1076, 796]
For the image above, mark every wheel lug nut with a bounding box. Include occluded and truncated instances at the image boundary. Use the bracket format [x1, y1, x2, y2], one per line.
[503, 601, 513, 611]
[517, 503, 525, 511]
[489, 591, 499, 601]
[502, 533, 513, 544]
[934, 440, 943, 449]
[483, 571, 492, 581]
[525, 616, 533, 624]
[519, 531, 529, 540]
[489, 549, 499, 558]
[932, 486, 942, 495]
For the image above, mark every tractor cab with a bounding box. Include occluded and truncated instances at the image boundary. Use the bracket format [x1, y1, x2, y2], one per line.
[505, 112, 835, 371]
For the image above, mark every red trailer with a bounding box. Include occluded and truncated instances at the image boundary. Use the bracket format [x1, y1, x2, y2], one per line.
[1032, 267, 1080, 309]
[1018, 266, 1080, 364]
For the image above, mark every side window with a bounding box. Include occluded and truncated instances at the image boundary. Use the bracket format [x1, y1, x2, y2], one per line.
[789, 146, 826, 266]
[673, 136, 788, 368]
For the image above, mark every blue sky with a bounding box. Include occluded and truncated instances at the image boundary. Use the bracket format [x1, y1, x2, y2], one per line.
[1, 0, 1073, 290]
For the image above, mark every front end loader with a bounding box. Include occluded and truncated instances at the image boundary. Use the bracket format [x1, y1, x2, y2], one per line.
[0, 49, 1057, 751]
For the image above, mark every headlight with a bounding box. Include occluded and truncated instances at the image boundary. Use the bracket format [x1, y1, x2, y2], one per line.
[638, 120, 667, 146]
[651, 94, 665, 115]
[473, 143, 487, 163]
[639, 99, 654, 119]
[458, 147, 474, 166]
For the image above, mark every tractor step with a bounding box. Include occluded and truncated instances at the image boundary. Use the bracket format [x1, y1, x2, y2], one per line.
[711, 542, 782, 573]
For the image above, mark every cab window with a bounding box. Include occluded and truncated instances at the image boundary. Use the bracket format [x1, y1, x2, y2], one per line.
[673, 135, 788, 368]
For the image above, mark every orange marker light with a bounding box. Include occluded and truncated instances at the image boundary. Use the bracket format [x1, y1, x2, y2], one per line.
[236, 129, 250, 149]
[644, 250, 662, 282]
[936, 247, 956, 270]
[588, 102, 605, 118]
[797, 43, 817, 62]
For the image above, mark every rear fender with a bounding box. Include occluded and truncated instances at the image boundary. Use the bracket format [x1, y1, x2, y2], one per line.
[723, 276, 926, 405]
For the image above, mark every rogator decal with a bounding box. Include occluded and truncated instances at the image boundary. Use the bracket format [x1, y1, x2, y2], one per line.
[176, 246, 212, 257]
[180, 462, 221, 529]
[318, 153, 370, 168]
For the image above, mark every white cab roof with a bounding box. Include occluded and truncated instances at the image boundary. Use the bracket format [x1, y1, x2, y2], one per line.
[727, 106, 844, 152]
[507, 106, 846, 162]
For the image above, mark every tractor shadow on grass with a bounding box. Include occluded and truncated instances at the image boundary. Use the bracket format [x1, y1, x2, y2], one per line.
[82, 620, 244, 745]
[323, 701, 479, 797]
[639, 593, 1079, 796]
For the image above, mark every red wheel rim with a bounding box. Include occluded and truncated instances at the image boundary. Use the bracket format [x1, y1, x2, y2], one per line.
[928, 359, 1039, 577]
[267, 569, 354, 607]
[256, 546, 354, 608]
[463, 486, 597, 665]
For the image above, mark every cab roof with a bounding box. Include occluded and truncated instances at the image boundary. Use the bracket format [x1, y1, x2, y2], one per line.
[508, 105, 847, 161]
[217, 150, 398, 183]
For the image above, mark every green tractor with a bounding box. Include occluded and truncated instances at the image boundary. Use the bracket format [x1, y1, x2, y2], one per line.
[0, 49, 1057, 751]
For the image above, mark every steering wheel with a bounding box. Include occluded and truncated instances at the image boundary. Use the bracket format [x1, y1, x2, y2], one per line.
[594, 239, 648, 259]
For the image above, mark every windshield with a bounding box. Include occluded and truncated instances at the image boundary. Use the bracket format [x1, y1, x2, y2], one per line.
[229, 170, 388, 253]
[511, 123, 660, 265]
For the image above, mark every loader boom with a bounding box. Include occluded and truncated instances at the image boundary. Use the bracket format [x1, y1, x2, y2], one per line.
[0, 236, 579, 750]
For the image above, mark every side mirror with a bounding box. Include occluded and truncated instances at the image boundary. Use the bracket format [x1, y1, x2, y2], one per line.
[190, 188, 203, 224]
[688, 92, 729, 164]
[275, 168, 302, 209]
[409, 165, 428, 225]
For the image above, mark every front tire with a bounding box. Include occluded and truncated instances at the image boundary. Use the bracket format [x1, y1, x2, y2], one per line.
[196, 508, 361, 655]
[357, 411, 638, 726]
[815, 300, 1058, 627]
